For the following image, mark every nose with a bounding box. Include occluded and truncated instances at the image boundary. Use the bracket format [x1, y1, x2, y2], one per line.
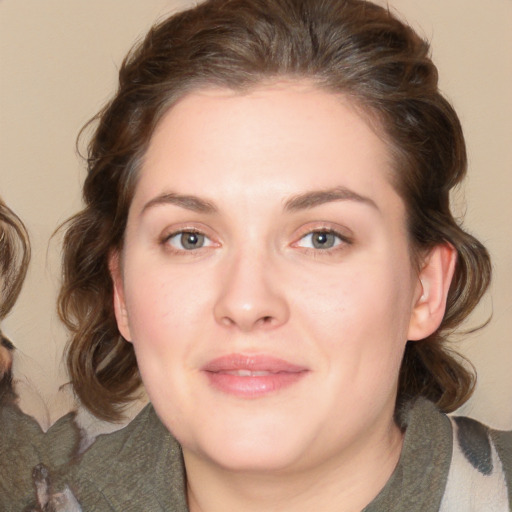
[213, 250, 290, 332]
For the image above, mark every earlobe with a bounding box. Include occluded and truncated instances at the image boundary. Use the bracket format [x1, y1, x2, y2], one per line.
[408, 243, 457, 341]
[108, 250, 133, 342]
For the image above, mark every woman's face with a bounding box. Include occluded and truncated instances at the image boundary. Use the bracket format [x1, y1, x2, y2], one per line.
[112, 82, 431, 474]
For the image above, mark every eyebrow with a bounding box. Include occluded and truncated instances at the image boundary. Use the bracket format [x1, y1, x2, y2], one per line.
[141, 192, 218, 215]
[284, 186, 379, 212]
[141, 185, 378, 217]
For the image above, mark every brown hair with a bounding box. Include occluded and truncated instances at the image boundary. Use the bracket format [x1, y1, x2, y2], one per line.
[0, 198, 30, 321]
[59, 0, 491, 421]
[0, 198, 30, 404]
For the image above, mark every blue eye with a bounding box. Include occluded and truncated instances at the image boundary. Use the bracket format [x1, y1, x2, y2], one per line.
[166, 231, 212, 250]
[296, 230, 345, 250]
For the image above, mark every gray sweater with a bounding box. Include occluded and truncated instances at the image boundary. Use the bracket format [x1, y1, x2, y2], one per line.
[1, 399, 511, 511]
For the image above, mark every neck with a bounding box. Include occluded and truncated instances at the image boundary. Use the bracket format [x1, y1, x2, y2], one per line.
[185, 421, 404, 512]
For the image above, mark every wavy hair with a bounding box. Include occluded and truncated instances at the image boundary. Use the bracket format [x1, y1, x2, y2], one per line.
[59, 0, 491, 421]
[0, 198, 30, 404]
[0, 198, 30, 321]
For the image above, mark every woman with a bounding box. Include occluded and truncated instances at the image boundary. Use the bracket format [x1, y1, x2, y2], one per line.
[50, 0, 510, 510]
[0, 201, 82, 512]
[0, 197, 30, 405]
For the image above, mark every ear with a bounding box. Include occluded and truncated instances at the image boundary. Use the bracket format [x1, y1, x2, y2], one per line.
[408, 243, 457, 341]
[108, 250, 133, 342]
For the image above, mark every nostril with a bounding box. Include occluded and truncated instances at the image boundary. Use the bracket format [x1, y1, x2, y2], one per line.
[221, 317, 235, 326]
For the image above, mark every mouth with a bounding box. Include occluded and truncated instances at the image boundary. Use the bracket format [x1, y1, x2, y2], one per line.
[201, 354, 309, 398]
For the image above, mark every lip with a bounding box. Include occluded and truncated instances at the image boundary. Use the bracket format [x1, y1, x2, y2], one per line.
[201, 354, 309, 398]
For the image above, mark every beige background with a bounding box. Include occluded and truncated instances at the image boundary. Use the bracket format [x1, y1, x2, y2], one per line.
[0, 0, 511, 430]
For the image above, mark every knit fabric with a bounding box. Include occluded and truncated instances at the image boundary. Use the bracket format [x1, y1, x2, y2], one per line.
[2, 399, 510, 511]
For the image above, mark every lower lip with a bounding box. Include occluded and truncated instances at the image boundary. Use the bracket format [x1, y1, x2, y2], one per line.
[204, 371, 307, 398]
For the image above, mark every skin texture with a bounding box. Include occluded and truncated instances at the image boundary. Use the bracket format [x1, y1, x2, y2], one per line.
[111, 82, 455, 512]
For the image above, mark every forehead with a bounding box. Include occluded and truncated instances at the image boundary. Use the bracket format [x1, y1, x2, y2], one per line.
[133, 82, 400, 215]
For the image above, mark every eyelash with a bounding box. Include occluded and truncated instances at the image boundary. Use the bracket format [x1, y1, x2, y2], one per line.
[292, 228, 352, 255]
[160, 227, 352, 255]
[161, 228, 216, 253]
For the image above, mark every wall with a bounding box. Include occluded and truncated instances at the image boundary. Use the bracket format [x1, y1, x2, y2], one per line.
[0, 0, 510, 429]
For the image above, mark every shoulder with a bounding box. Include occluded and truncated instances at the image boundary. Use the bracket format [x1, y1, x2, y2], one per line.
[365, 399, 511, 512]
[492, 428, 512, 494]
[0, 403, 79, 511]
[365, 399, 453, 511]
[440, 414, 511, 511]
[63, 403, 188, 511]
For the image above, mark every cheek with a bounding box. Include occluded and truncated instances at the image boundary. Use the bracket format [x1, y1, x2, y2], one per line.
[295, 256, 414, 333]
[124, 258, 210, 336]
[122, 268, 201, 418]
[122, 275, 193, 380]
[292, 255, 414, 382]
[121, 260, 218, 415]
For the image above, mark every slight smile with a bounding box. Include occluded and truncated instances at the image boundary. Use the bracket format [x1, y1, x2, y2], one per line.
[202, 354, 310, 398]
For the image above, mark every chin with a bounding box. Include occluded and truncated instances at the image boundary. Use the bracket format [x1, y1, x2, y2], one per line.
[182, 415, 316, 473]
[204, 440, 306, 473]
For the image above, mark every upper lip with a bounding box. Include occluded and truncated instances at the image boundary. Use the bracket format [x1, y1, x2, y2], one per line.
[202, 354, 308, 373]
